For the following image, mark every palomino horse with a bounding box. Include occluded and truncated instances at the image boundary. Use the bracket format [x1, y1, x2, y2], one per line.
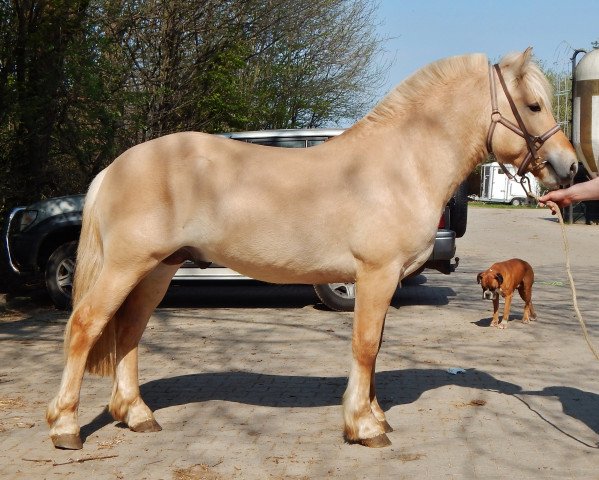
[47, 48, 577, 449]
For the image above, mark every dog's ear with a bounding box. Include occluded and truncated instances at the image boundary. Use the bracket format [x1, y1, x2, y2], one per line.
[496, 273, 503, 285]
[476, 272, 483, 284]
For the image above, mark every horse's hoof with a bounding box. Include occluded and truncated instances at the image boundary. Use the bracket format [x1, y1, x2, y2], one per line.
[380, 420, 394, 433]
[359, 433, 392, 448]
[130, 418, 162, 433]
[51, 434, 83, 450]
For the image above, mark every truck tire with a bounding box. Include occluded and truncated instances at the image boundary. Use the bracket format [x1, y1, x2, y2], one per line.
[450, 181, 468, 238]
[45, 241, 77, 309]
[314, 283, 356, 311]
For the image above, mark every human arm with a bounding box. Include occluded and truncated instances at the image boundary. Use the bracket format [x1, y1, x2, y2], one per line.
[538, 176, 599, 214]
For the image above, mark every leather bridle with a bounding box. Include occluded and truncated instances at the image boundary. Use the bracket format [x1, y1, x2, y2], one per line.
[487, 63, 561, 179]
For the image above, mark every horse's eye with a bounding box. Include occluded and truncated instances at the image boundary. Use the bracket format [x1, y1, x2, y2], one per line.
[528, 103, 541, 112]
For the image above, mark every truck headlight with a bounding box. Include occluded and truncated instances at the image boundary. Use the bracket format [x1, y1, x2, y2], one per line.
[19, 210, 38, 231]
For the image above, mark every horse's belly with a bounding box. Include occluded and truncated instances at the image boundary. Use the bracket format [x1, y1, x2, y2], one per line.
[225, 261, 355, 284]
[193, 235, 357, 284]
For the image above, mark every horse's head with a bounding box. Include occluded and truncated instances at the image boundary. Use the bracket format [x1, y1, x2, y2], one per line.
[487, 48, 577, 189]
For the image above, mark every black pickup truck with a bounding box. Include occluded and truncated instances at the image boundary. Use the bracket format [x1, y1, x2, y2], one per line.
[2, 129, 466, 311]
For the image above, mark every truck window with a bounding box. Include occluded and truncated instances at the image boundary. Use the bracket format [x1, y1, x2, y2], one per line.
[250, 139, 307, 148]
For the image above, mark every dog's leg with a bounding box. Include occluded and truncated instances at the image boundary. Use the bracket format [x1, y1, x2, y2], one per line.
[498, 293, 512, 329]
[518, 284, 536, 322]
[529, 301, 537, 321]
[490, 296, 500, 327]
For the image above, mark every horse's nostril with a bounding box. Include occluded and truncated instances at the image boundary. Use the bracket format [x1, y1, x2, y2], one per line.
[570, 162, 578, 178]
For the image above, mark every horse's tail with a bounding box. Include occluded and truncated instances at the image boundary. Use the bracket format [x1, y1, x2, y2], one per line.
[64, 168, 116, 377]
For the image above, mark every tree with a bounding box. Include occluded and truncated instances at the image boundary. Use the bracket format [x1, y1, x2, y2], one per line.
[235, 0, 387, 129]
[0, 0, 388, 210]
[115, 0, 387, 134]
[1, 0, 92, 209]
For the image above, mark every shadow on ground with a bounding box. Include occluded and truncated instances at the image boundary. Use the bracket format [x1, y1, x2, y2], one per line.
[159, 275, 455, 310]
[79, 368, 599, 448]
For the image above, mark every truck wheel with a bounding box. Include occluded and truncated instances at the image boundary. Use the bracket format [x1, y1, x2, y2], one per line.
[314, 283, 356, 311]
[450, 181, 468, 238]
[45, 241, 77, 309]
[511, 197, 524, 206]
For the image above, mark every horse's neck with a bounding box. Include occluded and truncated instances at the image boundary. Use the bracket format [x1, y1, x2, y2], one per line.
[347, 72, 489, 208]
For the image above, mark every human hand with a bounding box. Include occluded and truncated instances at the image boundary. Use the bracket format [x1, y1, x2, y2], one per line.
[538, 190, 572, 214]
[539, 199, 560, 215]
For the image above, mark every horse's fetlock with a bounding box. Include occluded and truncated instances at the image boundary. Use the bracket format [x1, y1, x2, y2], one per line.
[108, 400, 126, 423]
[109, 392, 153, 428]
[343, 395, 385, 441]
[108, 389, 130, 422]
[46, 402, 59, 426]
[344, 413, 385, 441]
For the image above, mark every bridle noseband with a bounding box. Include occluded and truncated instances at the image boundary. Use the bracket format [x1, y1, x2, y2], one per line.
[487, 63, 561, 179]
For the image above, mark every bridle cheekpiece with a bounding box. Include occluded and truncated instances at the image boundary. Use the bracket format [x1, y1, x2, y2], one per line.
[486, 62, 561, 182]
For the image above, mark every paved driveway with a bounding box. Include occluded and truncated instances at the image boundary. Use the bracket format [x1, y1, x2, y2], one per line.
[1, 206, 599, 479]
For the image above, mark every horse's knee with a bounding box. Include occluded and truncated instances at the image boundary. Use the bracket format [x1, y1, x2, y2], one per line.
[352, 338, 381, 365]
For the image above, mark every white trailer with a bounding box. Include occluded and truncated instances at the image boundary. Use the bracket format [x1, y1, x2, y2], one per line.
[477, 162, 540, 206]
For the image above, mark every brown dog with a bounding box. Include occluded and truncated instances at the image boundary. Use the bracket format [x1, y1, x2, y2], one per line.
[476, 258, 536, 329]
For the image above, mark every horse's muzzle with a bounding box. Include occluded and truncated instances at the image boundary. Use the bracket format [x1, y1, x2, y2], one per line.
[545, 153, 578, 185]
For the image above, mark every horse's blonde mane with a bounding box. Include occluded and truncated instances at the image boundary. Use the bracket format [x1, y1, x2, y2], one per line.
[357, 51, 551, 128]
[361, 53, 488, 125]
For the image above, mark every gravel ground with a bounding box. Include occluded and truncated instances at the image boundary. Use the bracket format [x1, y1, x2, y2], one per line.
[1, 206, 599, 479]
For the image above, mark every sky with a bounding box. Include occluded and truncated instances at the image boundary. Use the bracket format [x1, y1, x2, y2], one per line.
[374, 0, 599, 99]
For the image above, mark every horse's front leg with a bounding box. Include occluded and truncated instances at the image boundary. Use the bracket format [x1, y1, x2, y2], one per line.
[370, 362, 393, 433]
[343, 264, 399, 447]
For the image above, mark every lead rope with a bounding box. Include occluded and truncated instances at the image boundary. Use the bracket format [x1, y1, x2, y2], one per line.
[520, 179, 599, 360]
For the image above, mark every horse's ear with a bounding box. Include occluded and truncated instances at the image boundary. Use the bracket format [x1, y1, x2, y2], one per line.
[515, 47, 533, 73]
[500, 47, 534, 75]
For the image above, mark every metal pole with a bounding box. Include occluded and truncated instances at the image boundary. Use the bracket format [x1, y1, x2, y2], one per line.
[567, 49, 587, 223]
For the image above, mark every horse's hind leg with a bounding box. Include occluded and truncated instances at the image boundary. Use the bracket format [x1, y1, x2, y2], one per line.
[343, 264, 399, 447]
[108, 263, 180, 432]
[47, 262, 157, 449]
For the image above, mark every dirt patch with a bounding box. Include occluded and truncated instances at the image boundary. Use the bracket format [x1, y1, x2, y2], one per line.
[399, 453, 426, 462]
[173, 463, 226, 480]
[96, 433, 125, 450]
[0, 395, 26, 410]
